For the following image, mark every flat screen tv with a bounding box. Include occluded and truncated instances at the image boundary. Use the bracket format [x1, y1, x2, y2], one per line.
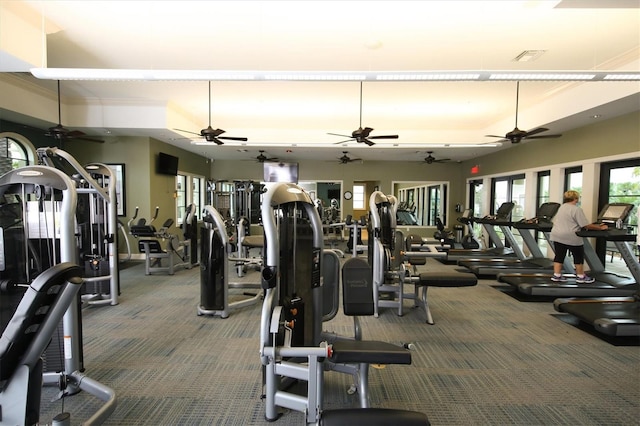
[263, 162, 299, 184]
[157, 152, 179, 176]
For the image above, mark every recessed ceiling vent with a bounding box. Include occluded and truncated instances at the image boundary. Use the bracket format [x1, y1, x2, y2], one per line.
[513, 50, 546, 62]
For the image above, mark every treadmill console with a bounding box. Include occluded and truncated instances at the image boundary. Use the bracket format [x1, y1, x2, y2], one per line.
[594, 203, 634, 227]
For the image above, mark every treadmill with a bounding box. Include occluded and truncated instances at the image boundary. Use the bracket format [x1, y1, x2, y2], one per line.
[459, 202, 570, 277]
[554, 212, 639, 337]
[443, 202, 517, 263]
[499, 203, 637, 297]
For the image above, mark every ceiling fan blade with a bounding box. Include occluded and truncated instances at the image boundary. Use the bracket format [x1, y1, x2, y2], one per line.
[174, 128, 202, 136]
[333, 139, 355, 144]
[362, 139, 375, 146]
[74, 136, 105, 143]
[368, 134, 399, 140]
[218, 136, 248, 141]
[525, 127, 549, 137]
[328, 132, 352, 137]
[485, 134, 506, 138]
[526, 134, 562, 140]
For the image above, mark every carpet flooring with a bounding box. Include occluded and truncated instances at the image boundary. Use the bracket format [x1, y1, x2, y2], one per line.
[37, 248, 639, 425]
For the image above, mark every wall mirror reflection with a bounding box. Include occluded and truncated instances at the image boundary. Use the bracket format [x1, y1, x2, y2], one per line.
[392, 181, 449, 227]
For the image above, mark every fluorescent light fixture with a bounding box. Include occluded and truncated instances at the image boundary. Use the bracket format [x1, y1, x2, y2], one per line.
[603, 74, 640, 80]
[191, 140, 503, 148]
[376, 73, 481, 81]
[30, 68, 640, 82]
[264, 73, 366, 81]
[489, 73, 596, 80]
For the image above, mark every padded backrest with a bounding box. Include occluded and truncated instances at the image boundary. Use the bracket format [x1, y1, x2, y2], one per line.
[321, 250, 340, 322]
[342, 257, 374, 316]
[0, 263, 82, 386]
[130, 225, 157, 237]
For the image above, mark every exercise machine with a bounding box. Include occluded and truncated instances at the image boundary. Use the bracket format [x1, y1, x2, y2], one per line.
[499, 203, 637, 297]
[443, 202, 516, 263]
[0, 165, 116, 424]
[129, 205, 197, 275]
[459, 202, 564, 277]
[38, 147, 120, 306]
[259, 182, 428, 425]
[367, 191, 475, 321]
[198, 205, 262, 318]
[235, 215, 264, 277]
[554, 208, 639, 337]
[457, 209, 481, 249]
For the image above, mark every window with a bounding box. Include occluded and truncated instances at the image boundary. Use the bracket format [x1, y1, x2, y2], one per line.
[564, 166, 583, 194]
[537, 171, 550, 209]
[491, 173, 525, 247]
[176, 174, 187, 223]
[0, 135, 34, 174]
[353, 184, 365, 210]
[192, 177, 202, 219]
[468, 179, 484, 242]
[176, 173, 205, 224]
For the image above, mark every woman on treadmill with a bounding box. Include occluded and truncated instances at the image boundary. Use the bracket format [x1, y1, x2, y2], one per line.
[550, 190, 608, 283]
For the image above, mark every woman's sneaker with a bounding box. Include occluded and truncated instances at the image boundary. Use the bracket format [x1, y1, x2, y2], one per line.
[576, 275, 596, 283]
[551, 274, 568, 282]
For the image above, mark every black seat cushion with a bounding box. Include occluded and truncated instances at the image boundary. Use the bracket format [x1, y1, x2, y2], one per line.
[417, 272, 477, 287]
[320, 408, 430, 426]
[330, 339, 411, 365]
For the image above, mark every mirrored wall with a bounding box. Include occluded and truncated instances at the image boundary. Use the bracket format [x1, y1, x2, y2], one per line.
[392, 181, 449, 227]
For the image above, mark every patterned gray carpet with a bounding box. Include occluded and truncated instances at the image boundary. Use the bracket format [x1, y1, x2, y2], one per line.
[38, 249, 639, 425]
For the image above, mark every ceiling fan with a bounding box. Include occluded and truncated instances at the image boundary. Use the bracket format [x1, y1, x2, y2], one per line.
[175, 81, 247, 145]
[338, 151, 362, 164]
[486, 81, 562, 144]
[329, 81, 399, 146]
[45, 80, 104, 143]
[255, 150, 279, 163]
[423, 151, 450, 164]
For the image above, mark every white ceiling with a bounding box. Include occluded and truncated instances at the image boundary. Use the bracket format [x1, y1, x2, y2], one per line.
[1, 0, 639, 164]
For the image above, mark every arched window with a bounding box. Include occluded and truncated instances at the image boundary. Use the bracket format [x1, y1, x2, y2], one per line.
[0, 132, 36, 174]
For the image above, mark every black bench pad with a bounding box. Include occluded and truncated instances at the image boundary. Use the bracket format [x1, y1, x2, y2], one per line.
[321, 408, 430, 426]
[330, 340, 411, 365]
[417, 272, 477, 288]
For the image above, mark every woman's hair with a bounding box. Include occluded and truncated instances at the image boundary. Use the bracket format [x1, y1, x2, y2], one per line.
[563, 190, 580, 203]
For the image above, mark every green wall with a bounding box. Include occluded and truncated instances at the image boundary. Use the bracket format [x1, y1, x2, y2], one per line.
[3, 109, 639, 241]
[460, 111, 639, 179]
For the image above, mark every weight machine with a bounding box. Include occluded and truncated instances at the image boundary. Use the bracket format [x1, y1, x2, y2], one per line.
[0, 165, 116, 424]
[259, 182, 428, 425]
[129, 205, 197, 275]
[197, 205, 262, 318]
[37, 147, 120, 306]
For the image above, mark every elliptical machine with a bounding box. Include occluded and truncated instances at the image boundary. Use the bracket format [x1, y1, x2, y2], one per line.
[457, 209, 481, 249]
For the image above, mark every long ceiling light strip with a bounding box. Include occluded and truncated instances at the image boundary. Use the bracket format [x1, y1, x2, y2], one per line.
[191, 141, 504, 148]
[30, 68, 640, 82]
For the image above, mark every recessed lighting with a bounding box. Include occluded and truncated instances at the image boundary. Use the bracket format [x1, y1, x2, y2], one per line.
[591, 114, 602, 119]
